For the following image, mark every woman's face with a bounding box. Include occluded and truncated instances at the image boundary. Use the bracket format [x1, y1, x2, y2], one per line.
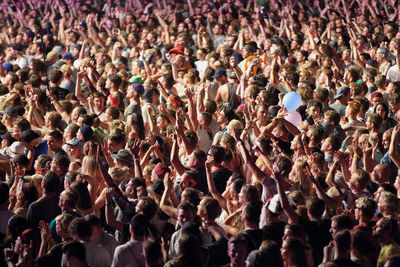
[376, 104, 386, 119]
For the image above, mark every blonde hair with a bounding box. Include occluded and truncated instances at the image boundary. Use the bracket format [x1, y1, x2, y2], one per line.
[228, 119, 243, 131]
[81, 155, 98, 177]
[55, 213, 74, 233]
[291, 159, 312, 196]
[109, 166, 130, 185]
[347, 100, 361, 114]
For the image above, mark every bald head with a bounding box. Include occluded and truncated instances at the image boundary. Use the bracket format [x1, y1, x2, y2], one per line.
[373, 164, 391, 183]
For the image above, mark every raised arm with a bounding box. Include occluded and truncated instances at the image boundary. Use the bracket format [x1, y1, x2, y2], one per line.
[205, 157, 228, 212]
[276, 171, 299, 224]
[389, 125, 400, 168]
[159, 173, 178, 219]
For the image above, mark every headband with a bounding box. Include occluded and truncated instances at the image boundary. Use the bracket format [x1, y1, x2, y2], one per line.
[169, 95, 181, 106]
[109, 94, 120, 106]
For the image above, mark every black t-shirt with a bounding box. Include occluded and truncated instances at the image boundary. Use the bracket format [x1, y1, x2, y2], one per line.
[49, 86, 69, 100]
[243, 228, 264, 252]
[298, 216, 331, 265]
[262, 221, 286, 247]
[211, 168, 232, 194]
[53, 148, 68, 159]
[331, 259, 362, 267]
[193, 167, 208, 195]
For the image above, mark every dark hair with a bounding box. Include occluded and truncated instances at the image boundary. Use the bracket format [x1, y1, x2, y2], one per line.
[85, 214, 104, 228]
[351, 229, 375, 258]
[244, 202, 262, 224]
[69, 181, 93, 210]
[307, 197, 325, 218]
[0, 182, 9, 204]
[48, 130, 63, 142]
[334, 230, 351, 254]
[53, 155, 70, 176]
[18, 182, 38, 209]
[62, 241, 86, 262]
[42, 171, 60, 193]
[49, 69, 63, 84]
[284, 237, 308, 267]
[174, 234, 203, 267]
[209, 145, 226, 164]
[15, 154, 29, 167]
[332, 214, 353, 231]
[108, 74, 122, 89]
[68, 217, 92, 239]
[130, 113, 145, 140]
[143, 239, 162, 264]
[138, 197, 158, 221]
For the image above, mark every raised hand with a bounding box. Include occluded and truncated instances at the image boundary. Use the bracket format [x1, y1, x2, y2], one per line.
[105, 187, 115, 202]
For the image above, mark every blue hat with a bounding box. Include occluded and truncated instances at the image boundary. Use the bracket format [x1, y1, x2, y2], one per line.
[66, 137, 84, 149]
[211, 68, 227, 79]
[79, 126, 93, 142]
[26, 30, 35, 39]
[2, 62, 12, 72]
[366, 59, 378, 68]
[334, 86, 350, 100]
[132, 83, 144, 95]
[329, 41, 338, 49]
[62, 52, 73, 60]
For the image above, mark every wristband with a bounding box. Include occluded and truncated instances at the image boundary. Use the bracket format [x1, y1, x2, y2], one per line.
[353, 153, 360, 159]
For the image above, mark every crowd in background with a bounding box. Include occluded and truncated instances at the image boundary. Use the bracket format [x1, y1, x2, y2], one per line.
[1, 0, 400, 266]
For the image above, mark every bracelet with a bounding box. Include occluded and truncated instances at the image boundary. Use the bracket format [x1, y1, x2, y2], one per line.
[353, 153, 360, 159]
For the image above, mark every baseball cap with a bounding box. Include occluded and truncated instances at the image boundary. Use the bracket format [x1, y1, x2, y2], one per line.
[79, 126, 93, 142]
[227, 70, 237, 79]
[154, 162, 170, 178]
[211, 68, 227, 79]
[26, 30, 35, 39]
[129, 75, 144, 84]
[115, 56, 128, 65]
[46, 51, 58, 62]
[334, 86, 350, 100]
[370, 91, 383, 100]
[111, 149, 133, 166]
[151, 178, 165, 195]
[21, 130, 41, 143]
[2, 62, 13, 72]
[62, 52, 73, 60]
[132, 83, 144, 95]
[366, 59, 378, 68]
[5, 141, 25, 158]
[168, 45, 185, 55]
[66, 137, 84, 150]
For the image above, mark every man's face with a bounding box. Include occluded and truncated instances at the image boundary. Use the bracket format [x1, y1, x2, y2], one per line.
[225, 37, 235, 47]
[105, 78, 112, 89]
[228, 242, 247, 266]
[93, 97, 105, 110]
[383, 132, 391, 150]
[330, 220, 339, 236]
[321, 138, 331, 153]
[372, 218, 385, 238]
[177, 208, 194, 227]
[11, 125, 22, 140]
[50, 160, 60, 174]
[108, 140, 123, 153]
[46, 135, 61, 151]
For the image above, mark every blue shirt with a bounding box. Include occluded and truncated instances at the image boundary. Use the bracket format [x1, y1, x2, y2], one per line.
[25, 139, 48, 163]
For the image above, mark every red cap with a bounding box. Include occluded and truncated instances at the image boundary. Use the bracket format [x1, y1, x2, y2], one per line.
[154, 163, 170, 178]
[168, 45, 185, 55]
[370, 91, 383, 100]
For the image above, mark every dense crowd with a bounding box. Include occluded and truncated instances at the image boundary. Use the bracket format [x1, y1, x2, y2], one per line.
[1, 0, 400, 266]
